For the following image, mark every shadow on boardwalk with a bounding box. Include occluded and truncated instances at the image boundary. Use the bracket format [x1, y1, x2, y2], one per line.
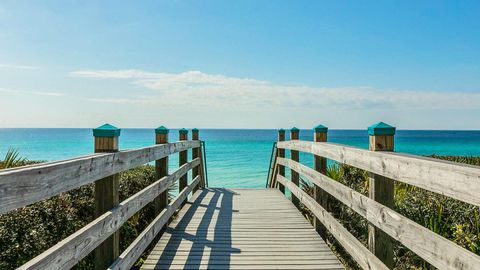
[155, 188, 240, 269]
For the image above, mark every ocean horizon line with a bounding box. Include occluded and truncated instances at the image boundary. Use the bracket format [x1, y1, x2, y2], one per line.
[0, 127, 479, 131]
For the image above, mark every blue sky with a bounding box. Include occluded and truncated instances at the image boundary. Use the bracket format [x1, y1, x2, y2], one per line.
[0, 1, 479, 129]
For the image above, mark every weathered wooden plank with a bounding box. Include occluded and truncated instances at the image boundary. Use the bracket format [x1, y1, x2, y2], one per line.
[0, 140, 201, 214]
[108, 176, 201, 270]
[313, 126, 329, 240]
[93, 128, 120, 270]
[290, 128, 300, 208]
[276, 129, 286, 192]
[277, 140, 480, 206]
[142, 188, 343, 270]
[147, 250, 334, 255]
[141, 264, 344, 270]
[191, 128, 203, 192]
[145, 259, 342, 265]
[368, 130, 394, 268]
[18, 159, 200, 270]
[277, 175, 388, 270]
[154, 127, 169, 217]
[179, 129, 188, 202]
[278, 158, 480, 270]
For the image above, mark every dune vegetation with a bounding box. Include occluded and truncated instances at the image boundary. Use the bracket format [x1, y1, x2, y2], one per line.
[300, 155, 480, 269]
[0, 149, 479, 269]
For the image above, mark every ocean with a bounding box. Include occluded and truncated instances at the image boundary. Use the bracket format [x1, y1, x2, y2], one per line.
[1, 129, 479, 188]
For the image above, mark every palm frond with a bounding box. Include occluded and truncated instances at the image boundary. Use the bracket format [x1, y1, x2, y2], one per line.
[326, 163, 343, 181]
[0, 148, 28, 169]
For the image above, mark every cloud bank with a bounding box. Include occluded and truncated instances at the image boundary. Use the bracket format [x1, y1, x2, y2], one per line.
[71, 69, 480, 111]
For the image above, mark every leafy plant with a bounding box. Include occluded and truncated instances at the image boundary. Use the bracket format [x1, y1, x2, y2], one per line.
[0, 148, 28, 169]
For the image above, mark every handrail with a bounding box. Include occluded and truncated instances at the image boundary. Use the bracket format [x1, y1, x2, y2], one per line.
[277, 140, 480, 207]
[265, 142, 277, 188]
[276, 175, 388, 270]
[0, 140, 201, 214]
[277, 157, 480, 270]
[108, 175, 201, 270]
[18, 158, 201, 270]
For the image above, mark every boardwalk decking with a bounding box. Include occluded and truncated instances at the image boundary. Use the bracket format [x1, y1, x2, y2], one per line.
[142, 188, 344, 270]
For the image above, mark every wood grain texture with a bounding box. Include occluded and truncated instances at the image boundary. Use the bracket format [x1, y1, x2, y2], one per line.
[154, 133, 169, 217]
[192, 130, 201, 192]
[277, 157, 480, 270]
[313, 131, 329, 240]
[94, 135, 120, 270]
[289, 130, 300, 208]
[0, 140, 201, 214]
[18, 159, 200, 270]
[276, 131, 286, 193]
[108, 176, 201, 270]
[276, 175, 388, 270]
[179, 132, 188, 199]
[141, 188, 344, 270]
[368, 134, 394, 268]
[277, 140, 480, 207]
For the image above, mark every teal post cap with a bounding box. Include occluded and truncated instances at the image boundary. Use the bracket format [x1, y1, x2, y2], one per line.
[93, 123, 121, 137]
[314, 124, 328, 133]
[290, 127, 300, 133]
[155, 125, 169, 134]
[278, 128, 285, 133]
[192, 128, 199, 133]
[368, 122, 396, 136]
[179, 128, 189, 134]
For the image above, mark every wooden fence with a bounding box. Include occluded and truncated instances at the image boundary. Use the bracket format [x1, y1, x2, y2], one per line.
[268, 122, 480, 270]
[0, 124, 206, 270]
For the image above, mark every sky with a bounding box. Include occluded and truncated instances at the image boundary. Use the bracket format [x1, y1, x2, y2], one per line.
[0, 1, 479, 129]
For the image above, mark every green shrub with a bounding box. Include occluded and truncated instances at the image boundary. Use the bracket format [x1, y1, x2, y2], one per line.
[299, 156, 480, 270]
[0, 158, 159, 269]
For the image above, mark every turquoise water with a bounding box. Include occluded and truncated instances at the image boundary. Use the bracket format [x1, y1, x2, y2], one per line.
[1, 129, 480, 188]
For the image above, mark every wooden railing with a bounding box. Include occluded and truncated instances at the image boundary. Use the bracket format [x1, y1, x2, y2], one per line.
[0, 124, 206, 270]
[268, 123, 480, 270]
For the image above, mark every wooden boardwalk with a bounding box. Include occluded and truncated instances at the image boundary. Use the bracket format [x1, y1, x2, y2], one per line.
[142, 188, 344, 270]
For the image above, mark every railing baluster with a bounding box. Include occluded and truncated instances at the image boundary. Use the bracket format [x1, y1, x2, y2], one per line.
[367, 122, 396, 269]
[155, 126, 169, 216]
[179, 128, 189, 203]
[277, 129, 286, 193]
[93, 123, 121, 270]
[290, 127, 300, 208]
[192, 128, 202, 192]
[313, 124, 329, 241]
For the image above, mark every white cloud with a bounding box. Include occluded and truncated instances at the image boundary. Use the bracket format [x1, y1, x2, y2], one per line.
[72, 69, 480, 111]
[0, 64, 39, 70]
[0, 87, 65, 97]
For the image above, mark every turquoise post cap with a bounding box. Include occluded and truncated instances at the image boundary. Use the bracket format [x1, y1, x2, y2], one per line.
[278, 128, 285, 133]
[192, 128, 199, 133]
[291, 127, 300, 133]
[93, 123, 120, 137]
[155, 125, 169, 134]
[368, 122, 396, 136]
[179, 128, 189, 134]
[314, 124, 328, 133]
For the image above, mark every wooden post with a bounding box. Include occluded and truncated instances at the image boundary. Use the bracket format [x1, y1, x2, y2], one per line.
[155, 126, 169, 215]
[290, 127, 300, 208]
[313, 124, 329, 240]
[192, 128, 202, 192]
[179, 128, 188, 199]
[368, 122, 395, 269]
[277, 129, 286, 194]
[93, 124, 120, 270]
